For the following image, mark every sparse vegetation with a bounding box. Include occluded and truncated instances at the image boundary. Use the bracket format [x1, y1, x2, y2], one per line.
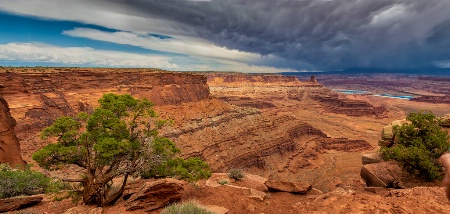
[33, 94, 211, 206]
[228, 168, 244, 180]
[161, 201, 214, 214]
[0, 164, 66, 199]
[218, 180, 228, 185]
[140, 156, 212, 182]
[380, 111, 450, 180]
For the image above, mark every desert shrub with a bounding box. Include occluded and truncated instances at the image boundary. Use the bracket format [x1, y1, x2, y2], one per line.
[161, 201, 213, 214]
[380, 111, 450, 180]
[228, 168, 244, 180]
[218, 180, 228, 185]
[0, 164, 65, 199]
[141, 157, 212, 182]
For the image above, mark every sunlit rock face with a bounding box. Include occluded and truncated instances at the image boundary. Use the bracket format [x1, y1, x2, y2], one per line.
[0, 96, 24, 166]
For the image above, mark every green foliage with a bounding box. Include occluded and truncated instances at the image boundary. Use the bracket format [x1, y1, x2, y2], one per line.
[218, 180, 228, 185]
[141, 157, 212, 182]
[228, 168, 245, 180]
[380, 111, 450, 180]
[33, 93, 211, 206]
[161, 201, 214, 214]
[0, 164, 66, 199]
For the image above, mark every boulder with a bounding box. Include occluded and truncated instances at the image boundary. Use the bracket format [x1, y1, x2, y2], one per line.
[248, 188, 266, 201]
[360, 161, 402, 188]
[441, 114, 450, 127]
[265, 180, 311, 194]
[240, 173, 269, 192]
[379, 119, 407, 147]
[0, 196, 43, 212]
[378, 139, 394, 147]
[362, 153, 383, 165]
[124, 178, 184, 212]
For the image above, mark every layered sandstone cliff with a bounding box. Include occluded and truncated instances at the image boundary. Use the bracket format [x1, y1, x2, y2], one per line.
[2, 68, 377, 192]
[0, 69, 210, 133]
[207, 73, 387, 118]
[0, 97, 24, 165]
[310, 88, 387, 118]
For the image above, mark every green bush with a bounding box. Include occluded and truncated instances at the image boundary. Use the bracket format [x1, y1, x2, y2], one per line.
[380, 111, 450, 180]
[228, 168, 244, 180]
[0, 164, 65, 199]
[161, 201, 213, 214]
[218, 180, 228, 185]
[141, 157, 212, 182]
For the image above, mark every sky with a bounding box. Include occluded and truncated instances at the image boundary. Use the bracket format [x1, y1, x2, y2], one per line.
[1, 0, 450, 73]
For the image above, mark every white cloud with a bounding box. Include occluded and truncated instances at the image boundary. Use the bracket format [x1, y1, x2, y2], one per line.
[0, 43, 179, 68]
[62, 27, 263, 63]
[0, 42, 293, 73]
[434, 60, 450, 68]
[0, 0, 298, 72]
[61, 28, 296, 73]
[370, 4, 408, 27]
[0, 0, 193, 37]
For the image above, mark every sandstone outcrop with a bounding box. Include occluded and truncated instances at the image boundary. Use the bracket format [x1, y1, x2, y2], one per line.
[0, 195, 43, 212]
[123, 178, 184, 212]
[0, 97, 24, 166]
[360, 161, 402, 187]
[362, 153, 383, 165]
[441, 114, 450, 127]
[206, 73, 322, 110]
[310, 88, 387, 118]
[412, 95, 450, 104]
[248, 188, 267, 201]
[265, 180, 311, 194]
[379, 119, 408, 147]
[0, 69, 210, 133]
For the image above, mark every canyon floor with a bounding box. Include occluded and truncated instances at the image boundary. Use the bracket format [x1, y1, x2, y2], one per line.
[2, 68, 450, 213]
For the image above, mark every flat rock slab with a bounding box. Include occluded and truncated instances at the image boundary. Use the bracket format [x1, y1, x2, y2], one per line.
[265, 180, 311, 194]
[124, 178, 184, 212]
[364, 187, 392, 196]
[248, 188, 266, 201]
[360, 161, 402, 187]
[0, 195, 43, 212]
[362, 153, 383, 165]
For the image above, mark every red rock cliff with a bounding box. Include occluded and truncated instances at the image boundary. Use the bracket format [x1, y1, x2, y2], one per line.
[0, 69, 210, 133]
[0, 97, 24, 166]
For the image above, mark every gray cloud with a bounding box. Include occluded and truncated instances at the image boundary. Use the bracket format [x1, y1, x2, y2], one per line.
[111, 0, 450, 70]
[2, 0, 450, 70]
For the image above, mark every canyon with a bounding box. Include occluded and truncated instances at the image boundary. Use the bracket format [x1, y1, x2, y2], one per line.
[1, 67, 450, 213]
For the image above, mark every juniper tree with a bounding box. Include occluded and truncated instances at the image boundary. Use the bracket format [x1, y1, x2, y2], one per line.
[33, 94, 211, 206]
[380, 111, 450, 180]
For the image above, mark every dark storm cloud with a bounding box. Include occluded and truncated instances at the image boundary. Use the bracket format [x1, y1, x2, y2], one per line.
[113, 0, 450, 70]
